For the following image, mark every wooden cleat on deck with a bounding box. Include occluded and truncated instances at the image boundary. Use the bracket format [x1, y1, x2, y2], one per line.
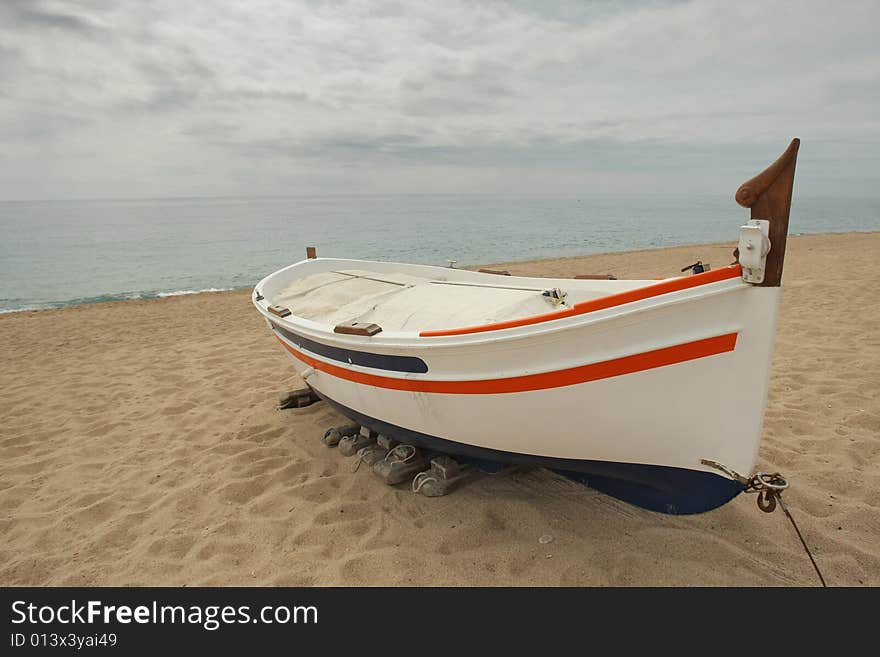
[574, 273, 617, 280]
[321, 423, 360, 447]
[372, 444, 431, 485]
[411, 455, 478, 497]
[278, 387, 321, 409]
[339, 426, 378, 457]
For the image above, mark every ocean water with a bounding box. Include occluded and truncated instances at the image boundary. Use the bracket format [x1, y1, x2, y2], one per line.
[1, 194, 877, 313]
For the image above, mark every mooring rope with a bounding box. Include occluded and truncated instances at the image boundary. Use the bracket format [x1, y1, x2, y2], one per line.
[775, 493, 827, 587]
[412, 471, 436, 494]
[700, 460, 828, 587]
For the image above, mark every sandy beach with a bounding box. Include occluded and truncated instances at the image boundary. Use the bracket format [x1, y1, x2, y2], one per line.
[1, 231, 878, 586]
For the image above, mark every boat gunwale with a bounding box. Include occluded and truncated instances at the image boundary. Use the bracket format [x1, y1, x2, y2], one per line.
[253, 260, 747, 347]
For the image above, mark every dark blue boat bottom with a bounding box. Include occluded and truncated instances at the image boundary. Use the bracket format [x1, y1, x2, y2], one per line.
[316, 393, 744, 515]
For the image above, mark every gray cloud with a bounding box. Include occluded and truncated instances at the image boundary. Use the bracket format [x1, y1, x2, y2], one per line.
[0, 0, 878, 199]
[1, 0, 107, 37]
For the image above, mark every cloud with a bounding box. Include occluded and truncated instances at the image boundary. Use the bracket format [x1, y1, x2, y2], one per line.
[2, 0, 107, 37]
[0, 0, 878, 199]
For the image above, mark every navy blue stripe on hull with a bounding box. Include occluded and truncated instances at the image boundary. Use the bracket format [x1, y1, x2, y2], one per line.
[271, 323, 428, 373]
[314, 392, 743, 515]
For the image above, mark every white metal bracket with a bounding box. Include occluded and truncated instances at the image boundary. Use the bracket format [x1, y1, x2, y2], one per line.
[738, 219, 771, 284]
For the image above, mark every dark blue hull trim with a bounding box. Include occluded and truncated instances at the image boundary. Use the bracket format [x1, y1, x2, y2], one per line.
[271, 323, 428, 373]
[315, 393, 743, 515]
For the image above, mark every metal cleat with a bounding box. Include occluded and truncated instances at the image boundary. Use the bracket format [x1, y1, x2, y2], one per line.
[278, 387, 320, 409]
[372, 444, 431, 485]
[338, 426, 378, 456]
[738, 220, 771, 284]
[412, 455, 477, 497]
[321, 423, 360, 447]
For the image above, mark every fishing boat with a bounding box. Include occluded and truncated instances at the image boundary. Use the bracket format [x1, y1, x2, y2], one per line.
[253, 139, 800, 514]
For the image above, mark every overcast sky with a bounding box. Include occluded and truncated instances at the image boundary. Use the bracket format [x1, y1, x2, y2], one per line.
[1, 0, 877, 200]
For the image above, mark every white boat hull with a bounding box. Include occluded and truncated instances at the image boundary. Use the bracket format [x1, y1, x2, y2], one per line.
[253, 258, 780, 513]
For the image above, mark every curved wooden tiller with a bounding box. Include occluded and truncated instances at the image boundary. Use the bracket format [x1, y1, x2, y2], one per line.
[735, 138, 800, 287]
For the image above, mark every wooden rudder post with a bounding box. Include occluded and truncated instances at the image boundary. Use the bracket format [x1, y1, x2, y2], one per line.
[735, 138, 800, 287]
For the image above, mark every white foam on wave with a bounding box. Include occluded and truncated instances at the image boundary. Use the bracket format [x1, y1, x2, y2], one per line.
[0, 306, 42, 314]
[0, 286, 241, 313]
[156, 287, 235, 298]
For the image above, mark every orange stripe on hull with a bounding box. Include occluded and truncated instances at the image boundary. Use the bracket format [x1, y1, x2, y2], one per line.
[420, 264, 743, 337]
[275, 332, 738, 395]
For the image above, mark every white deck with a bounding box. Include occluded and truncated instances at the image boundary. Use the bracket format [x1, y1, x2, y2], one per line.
[271, 268, 655, 332]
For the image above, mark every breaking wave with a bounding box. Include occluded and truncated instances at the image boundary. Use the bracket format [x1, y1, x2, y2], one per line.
[0, 287, 241, 314]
